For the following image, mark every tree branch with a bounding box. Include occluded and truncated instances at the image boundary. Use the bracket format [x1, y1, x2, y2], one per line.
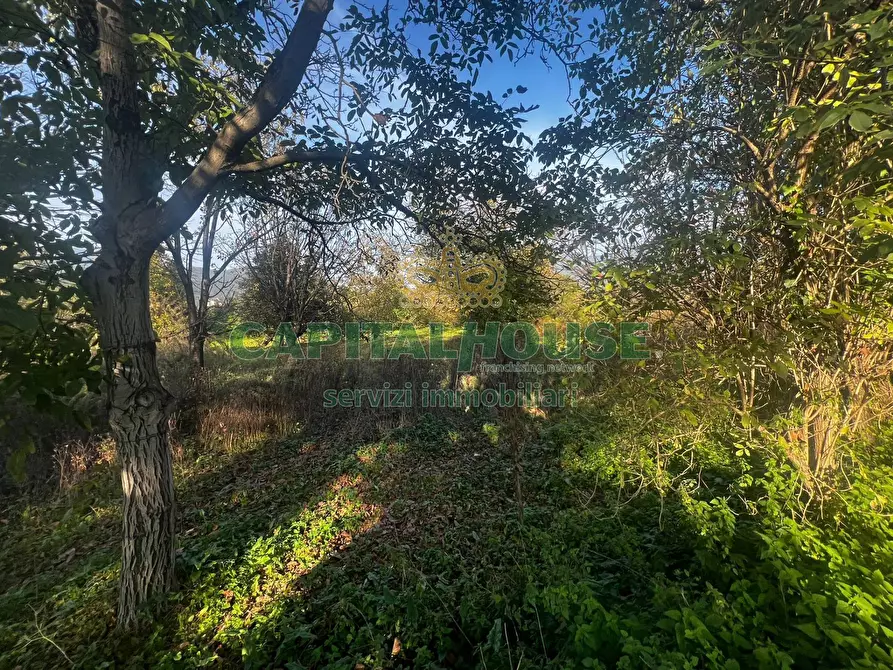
[94, 0, 150, 250]
[223, 149, 408, 174]
[248, 192, 343, 227]
[152, 0, 335, 253]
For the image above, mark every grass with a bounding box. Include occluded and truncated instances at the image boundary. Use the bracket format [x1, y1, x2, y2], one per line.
[2, 349, 893, 668]
[0, 351, 549, 667]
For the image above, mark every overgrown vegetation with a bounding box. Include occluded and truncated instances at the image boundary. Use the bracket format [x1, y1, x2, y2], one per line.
[3, 0, 893, 666]
[3, 349, 893, 668]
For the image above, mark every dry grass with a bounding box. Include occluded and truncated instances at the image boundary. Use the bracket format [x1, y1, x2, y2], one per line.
[182, 348, 460, 454]
[54, 436, 116, 490]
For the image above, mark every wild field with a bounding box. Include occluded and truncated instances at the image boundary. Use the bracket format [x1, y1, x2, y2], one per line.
[3, 343, 893, 669]
[6, 0, 893, 667]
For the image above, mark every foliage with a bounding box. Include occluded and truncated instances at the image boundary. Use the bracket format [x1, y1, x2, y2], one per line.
[554, 0, 893, 472]
[149, 251, 189, 344]
[347, 271, 408, 325]
[3, 0, 893, 665]
[236, 219, 345, 334]
[2, 351, 893, 667]
[0, 219, 99, 480]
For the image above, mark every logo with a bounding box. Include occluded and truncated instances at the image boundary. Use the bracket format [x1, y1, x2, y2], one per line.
[402, 226, 506, 309]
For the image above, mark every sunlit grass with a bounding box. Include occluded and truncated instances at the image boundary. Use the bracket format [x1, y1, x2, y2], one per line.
[4, 350, 893, 668]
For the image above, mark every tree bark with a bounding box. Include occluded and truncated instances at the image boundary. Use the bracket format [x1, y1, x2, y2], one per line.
[165, 238, 205, 369]
[82, 251, 176, 628]
[86, 0, 177, 627]
[191, 331, 206, 368]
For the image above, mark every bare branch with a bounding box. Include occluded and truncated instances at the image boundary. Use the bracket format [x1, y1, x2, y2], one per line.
[248, 192, 344, 227]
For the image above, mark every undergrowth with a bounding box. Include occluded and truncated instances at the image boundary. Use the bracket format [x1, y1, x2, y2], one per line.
[1, 354, 893, 669]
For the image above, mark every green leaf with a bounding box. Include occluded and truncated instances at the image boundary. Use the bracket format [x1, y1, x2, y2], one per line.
[5, 437, 35, 484]
[149, 33, 172, 51]
[848, 110, 873, 133]
[795, 622, 822, 641]
[819, 107, 848, 130]
[64, 379, 84, 397]
[0, 51, 25, 65]
[681, 408, 700, 427]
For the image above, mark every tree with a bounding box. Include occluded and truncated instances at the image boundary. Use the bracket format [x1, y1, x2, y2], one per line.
[148, 250, 188, 345]
[347, 242, 408, 324]
[4, 0, 591, 624]
[552, 0, 893, 473]
[0, 219, 100, 479]
[238, 209, 351, 336]
[79, 0, 339, 626]
[165, 197, 255, 367]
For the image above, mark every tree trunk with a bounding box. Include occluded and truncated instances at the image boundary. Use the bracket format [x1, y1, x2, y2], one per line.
[189, 320, 206, 369]
[83, 251, 177, 628]
[192, 334, 206, 368]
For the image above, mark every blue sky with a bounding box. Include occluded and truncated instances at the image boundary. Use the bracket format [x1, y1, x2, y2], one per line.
[326, 0, 578, 148]
[471, 50, 577, 144]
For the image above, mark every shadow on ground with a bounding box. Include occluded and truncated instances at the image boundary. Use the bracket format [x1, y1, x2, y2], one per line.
[0, 392, 713, 669]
